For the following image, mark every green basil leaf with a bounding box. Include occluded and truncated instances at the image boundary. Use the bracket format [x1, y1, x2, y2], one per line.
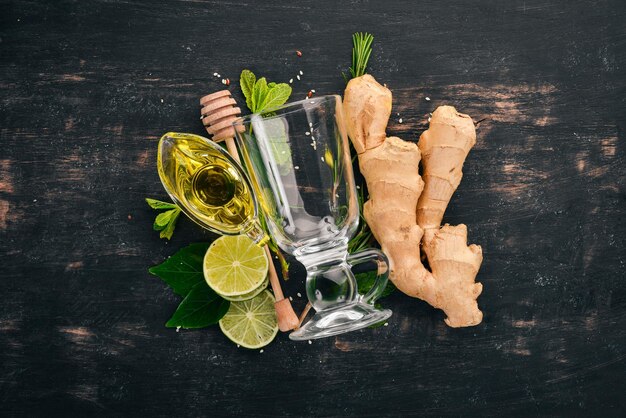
[261, 83, 292, 111]
[146, 198, 178, 210]
[240, 69, 256, 110]
[149, 242, 210, 296]
[159, 208, 181, 240]
[165, 282, 230, 328]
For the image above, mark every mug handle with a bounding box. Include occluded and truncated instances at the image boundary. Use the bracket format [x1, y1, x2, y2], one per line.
[346, 249, 390, 305]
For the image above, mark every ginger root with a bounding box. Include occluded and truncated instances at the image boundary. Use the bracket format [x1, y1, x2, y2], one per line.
[343, 75, 483, 327]
[417, 106, 477, 242]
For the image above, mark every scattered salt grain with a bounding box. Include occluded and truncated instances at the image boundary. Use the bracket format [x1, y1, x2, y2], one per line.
[311, 89, 316, 93]
[213, 72, 218, 77]
[356, 185, 360, 190]
[309, 122, 313, 127]
[398, 118, 403, 123]
[299, 70, 303, 75]
[221, 79, 227, 85]
[176, 326, 181, 332]
[295, 166, 300, 170]
[305, 131, 311, 136]
[260, 349, 264, 353]
[296, 75, 301, 80]
[289, 296, 293, 301]
[321, 157, 324, 162]
[384, 323, 389, 327]
[237, 344, 240, 348]
[425, 96, 431, 101]
[289, 78, 293, 83]
[308, 340, 312, 344]
[297, 292, 302, 297]
[428, 117, 431, 122]
[160, 98, 164, 103]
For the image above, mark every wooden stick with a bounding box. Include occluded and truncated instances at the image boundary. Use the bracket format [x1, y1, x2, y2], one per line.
[297, 302, 312, 329]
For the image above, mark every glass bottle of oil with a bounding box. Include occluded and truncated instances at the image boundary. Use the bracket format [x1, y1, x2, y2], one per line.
[157, 132, 267, 244]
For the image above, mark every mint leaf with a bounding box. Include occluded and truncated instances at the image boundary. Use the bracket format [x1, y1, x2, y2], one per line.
[165, 282, 229, 328]
[159, 208, 181, 240]
[356, 271, 396, 299]
[146, 198, 178, 210]
[240, 71, 293, 115]
[154, 209, 176, 229]
[252, 77, 269, 113]
[146, 198, 181, 240]
[240, 69, 256, 110]
[149, 242, 210, 296]
[261, 83, 292, 112]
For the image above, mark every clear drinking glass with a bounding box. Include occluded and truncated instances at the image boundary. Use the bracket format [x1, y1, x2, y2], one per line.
[234, 95, 392, 340]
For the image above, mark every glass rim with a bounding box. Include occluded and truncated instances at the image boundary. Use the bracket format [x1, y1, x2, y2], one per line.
[233, 94, 341, 126]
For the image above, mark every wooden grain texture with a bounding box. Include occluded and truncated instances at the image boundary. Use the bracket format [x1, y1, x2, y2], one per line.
[1, 0, 625, 416]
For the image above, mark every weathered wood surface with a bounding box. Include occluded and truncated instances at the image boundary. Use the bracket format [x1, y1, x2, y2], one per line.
[1, 0, 625, 416]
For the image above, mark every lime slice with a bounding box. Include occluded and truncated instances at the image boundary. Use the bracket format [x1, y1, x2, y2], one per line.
[203, 235, 268, 298]
[219, 290, 278, 349]
[220, 276, 268, 302]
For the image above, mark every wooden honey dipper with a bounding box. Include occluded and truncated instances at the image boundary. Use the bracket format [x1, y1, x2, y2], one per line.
[200, 90, 299, 332]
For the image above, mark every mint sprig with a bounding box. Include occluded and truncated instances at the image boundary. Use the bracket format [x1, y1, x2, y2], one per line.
[146, 198, 181, 240]
[149, 242, 230, 328]
[239, 69, 292, 114]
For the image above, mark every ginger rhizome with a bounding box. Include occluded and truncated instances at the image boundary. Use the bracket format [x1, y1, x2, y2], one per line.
[343, 74, 483, 327]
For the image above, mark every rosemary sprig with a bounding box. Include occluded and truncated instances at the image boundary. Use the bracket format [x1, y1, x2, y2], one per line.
[348, 188, 374, 254]
[349, 32, 374, 79]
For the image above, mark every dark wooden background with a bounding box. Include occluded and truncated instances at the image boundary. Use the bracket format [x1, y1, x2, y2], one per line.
[1, 0, 625, 416]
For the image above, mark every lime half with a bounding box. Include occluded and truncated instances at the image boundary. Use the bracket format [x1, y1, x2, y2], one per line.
[203, 235, 268, 298]
[219, 290, 278, 349]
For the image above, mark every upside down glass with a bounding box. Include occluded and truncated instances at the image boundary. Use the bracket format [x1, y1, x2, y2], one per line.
[234, 95, 392, 340]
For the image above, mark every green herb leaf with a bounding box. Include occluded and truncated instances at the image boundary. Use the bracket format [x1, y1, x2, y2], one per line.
[149, 242, 210, 297]
[154, 209, 176, 229]
[165, 282, 230, 328]
[240, 69, 256, 110]
[240, 70, 293, 115]
[347, 32, 374, 80]
[146, 198, 182, 240]
[355, 270, 396, 299]
[252, 77, 269, 113]
[145, 198, 178, 210]
[159, 208, 181, 240]
[261, 83, 292, 111]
